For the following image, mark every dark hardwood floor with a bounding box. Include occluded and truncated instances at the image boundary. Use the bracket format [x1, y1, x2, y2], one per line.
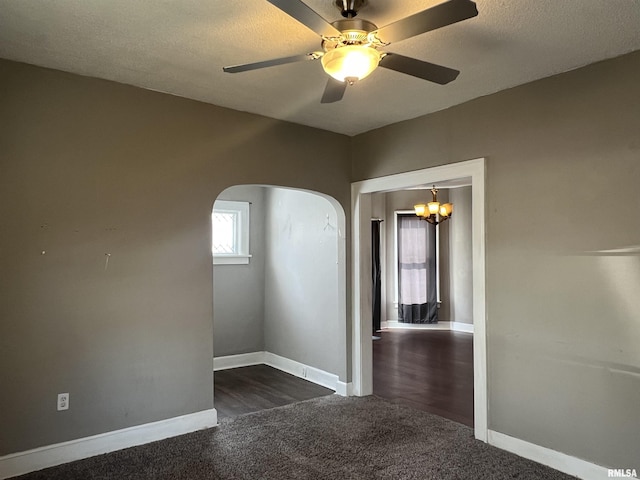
[214, 330, 473, 426]
[214, 364, 334, 420]
[373, 329, 474, 427]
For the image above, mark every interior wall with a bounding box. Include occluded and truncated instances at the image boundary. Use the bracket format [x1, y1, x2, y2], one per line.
[213, 185, 266, 357]
[0, 59, 351, 456]
[3, 47, 639, 471]
[351, 50, 640, 468]
[263, 188, 345, 379]
[449, 186, 473, 325]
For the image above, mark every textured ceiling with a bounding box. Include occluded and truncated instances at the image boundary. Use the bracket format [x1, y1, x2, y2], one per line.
[1, 0, 639, 136]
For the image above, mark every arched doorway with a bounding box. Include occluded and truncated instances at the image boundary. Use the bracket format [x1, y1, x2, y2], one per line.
[211, 185, 348, 418]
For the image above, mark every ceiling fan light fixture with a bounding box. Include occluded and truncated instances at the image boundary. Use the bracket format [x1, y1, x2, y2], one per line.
[321, 45, 380, 83]
[224, 0, 479, 103]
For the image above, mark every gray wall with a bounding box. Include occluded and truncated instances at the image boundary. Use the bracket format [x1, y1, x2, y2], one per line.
[2, 48, 639, 471]
[352, 51, 640, 468]
[264, 188, 344, 379]
[213, 185, 266, 357]
[0, 59, 350, 455]
[449, 187, 473, 324]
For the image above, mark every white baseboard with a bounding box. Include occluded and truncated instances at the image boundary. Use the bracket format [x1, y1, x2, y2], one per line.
[451, 322, 474, 334]
[213, 352, 349, 396]
[0, 409, 217, 480]
[213, 351, 264, 371]
[488, 430, 609, 480]
[383, 320, 474, 334]
[263, 352, 339, 392]
[335, 381, 353, 397]
[385, 320, 452, 330]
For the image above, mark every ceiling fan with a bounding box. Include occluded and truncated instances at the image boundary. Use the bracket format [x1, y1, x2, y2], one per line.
[223, 0, 478, 103]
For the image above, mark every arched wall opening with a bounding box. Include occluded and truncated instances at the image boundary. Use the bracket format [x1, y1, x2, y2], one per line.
[211, 184, 349, 404]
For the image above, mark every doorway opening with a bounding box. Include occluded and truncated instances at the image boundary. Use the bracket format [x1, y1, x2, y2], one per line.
[370, 182, 474, 426]
[351, 158, 487, 441]
[211, 185, 348, 419]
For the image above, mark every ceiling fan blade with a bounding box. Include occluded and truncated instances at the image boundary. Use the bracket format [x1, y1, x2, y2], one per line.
[266, 0, 341, 38]
[379, 53, 459, 84]
[320, 78, 347, 104]
[223, 53, 320, 73]
[373, 0, 478, 44]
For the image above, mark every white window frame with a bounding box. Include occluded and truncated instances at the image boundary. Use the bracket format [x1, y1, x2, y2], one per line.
[211, 200, 251, 265]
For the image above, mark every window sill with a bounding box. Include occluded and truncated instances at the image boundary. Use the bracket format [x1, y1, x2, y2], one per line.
[213, 255, 252, 265]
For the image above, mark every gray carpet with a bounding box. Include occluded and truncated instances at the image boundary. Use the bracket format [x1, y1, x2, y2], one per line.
[14, 395, 576, 479]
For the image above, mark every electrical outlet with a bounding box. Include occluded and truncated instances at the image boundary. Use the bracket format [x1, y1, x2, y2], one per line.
[57, 393, 69, 411]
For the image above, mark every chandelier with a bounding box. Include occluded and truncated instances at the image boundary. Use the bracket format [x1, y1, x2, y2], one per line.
[414, 186, 453, 225]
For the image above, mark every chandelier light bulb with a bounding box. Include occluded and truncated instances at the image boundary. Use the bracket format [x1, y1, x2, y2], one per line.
[441, 203, 453, 216]
[427, 202, 440, 215]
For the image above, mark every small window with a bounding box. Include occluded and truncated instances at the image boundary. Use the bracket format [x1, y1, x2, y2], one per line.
[212, 200, 251, 265]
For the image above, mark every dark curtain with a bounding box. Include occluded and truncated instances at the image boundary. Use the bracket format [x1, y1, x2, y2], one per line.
[397, 215, 438, 324]
[371, 220, 382, 334]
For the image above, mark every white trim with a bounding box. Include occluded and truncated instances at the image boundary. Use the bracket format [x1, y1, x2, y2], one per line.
[351, 158, 487, 442]
[335, 381, 353, 396]
[488, 430, 610, 480]
[212, 254, 251, 265]
[451, 322, 474, 334]
[385, 321, 452, 330]
[351, 190, 372, 397]
[383, 321, 474, 334]
[0, 409, 218, 480]
[213, 351, 265, 370]
[213, 352, 348, 396]
[263, 352, 339, 393]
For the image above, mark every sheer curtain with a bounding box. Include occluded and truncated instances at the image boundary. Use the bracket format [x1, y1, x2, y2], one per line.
[397, 215, 437, 324]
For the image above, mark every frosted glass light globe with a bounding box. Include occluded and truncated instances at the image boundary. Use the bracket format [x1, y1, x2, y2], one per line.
[321, 45, 380, 82]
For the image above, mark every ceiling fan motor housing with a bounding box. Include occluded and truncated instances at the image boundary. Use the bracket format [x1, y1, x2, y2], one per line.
[322, 18, 378, 51]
